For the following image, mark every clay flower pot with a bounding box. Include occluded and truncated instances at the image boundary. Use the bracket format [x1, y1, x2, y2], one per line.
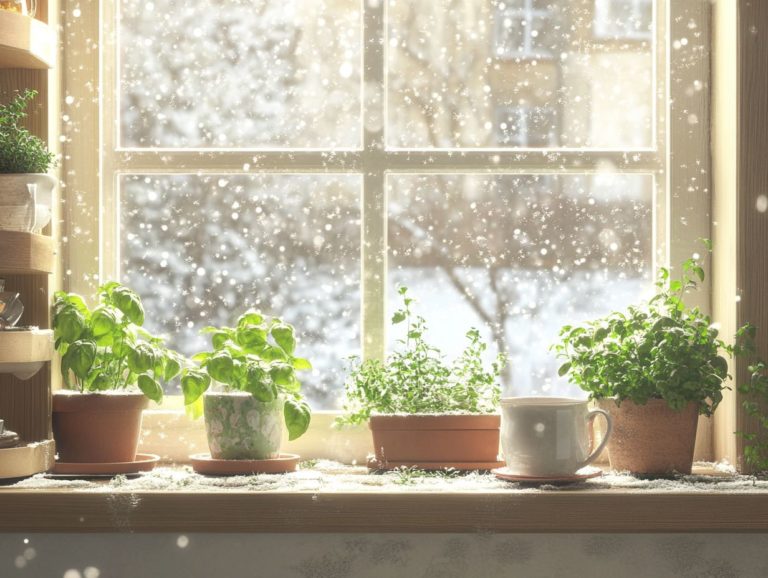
[203, 391, 284, 460]
[52, 391, 149, 463]
[368, 414, 501, 470]
[596, 398, 699, 475]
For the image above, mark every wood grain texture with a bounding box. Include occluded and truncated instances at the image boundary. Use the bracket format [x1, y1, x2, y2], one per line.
[712, 0, 768, 471]
[736, 1, 768, 471]
[0, 1, 55, 448]
[0, 490, 767, 533]
[0, 329, 52, 363]
[0, 231, 54, 274]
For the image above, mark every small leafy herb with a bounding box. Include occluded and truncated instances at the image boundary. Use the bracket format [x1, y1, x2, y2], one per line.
[0, 90, 56, 174]
[186, 310, 313, 441]
[53, 282, 185, 403]
[337, 287, 505, 426]
[553, 250, 733, 416]
[734, 327, 768, 473]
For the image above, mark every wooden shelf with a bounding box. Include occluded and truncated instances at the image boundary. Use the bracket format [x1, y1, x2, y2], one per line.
[0, 439, 54, 480]
[0, 487, 768, 532]
[0, 230, 54, 274]
[0, 329, 53, 364]
[0, 11, 54, 69]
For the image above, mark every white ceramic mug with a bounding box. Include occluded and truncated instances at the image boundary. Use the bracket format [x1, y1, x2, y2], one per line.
[500, 397, 612, 476]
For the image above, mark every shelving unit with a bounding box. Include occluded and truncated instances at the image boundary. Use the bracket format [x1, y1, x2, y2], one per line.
[0, 231, 54, 275]
[0, 11, 54, 69]
[0, 3, 58, 479]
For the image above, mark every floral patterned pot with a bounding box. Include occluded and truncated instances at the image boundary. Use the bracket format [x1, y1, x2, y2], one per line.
[203, 391, 284, 460]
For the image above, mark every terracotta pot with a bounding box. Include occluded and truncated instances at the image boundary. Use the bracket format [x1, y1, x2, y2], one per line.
[369, 414, 501, 468]
[596, 398, 699, 475]
[203, 391, 284, 460]
[52, 391, 148, 463]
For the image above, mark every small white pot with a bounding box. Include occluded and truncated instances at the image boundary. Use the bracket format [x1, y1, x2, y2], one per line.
[0, 173, 55, 232]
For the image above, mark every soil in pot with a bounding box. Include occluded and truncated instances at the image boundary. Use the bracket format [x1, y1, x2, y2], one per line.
[52, 391, 148, 463]
[597, 398, 699, 475]
[203, 392, 284, 460]
[369, 414, 501, 469]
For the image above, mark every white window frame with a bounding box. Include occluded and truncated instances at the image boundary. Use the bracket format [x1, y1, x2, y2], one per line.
[493, 0, 554, 60]
[594, 0, 654, 40]
[60, 0, 711, 462]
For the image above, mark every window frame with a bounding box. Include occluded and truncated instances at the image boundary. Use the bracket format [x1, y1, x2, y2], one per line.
[60, 0, 713, 462]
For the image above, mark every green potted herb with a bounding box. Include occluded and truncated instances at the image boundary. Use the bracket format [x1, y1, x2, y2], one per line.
[337, 287, 506, 470]
[0, 89, 56, 232]
[182, 310, 312, 460]
[553, 251, 735, 475]
[52, 282, 184, 463]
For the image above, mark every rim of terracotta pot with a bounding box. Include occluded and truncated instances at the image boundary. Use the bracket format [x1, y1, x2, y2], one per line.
[369, 413, 500, 431]
[595, 397, 699, 411]
[500, 396, 589, 406]
[52, 390, 149, 413]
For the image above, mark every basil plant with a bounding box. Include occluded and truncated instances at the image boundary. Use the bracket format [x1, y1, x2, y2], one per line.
[53, 282, 186, 403]
[182, 310, 313, 441]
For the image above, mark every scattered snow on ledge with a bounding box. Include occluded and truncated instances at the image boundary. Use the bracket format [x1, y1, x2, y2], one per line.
[9, 459, 768, 494]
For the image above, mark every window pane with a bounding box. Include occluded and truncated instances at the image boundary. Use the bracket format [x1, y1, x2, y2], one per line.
[387, 0, 654, 148]
[120, 174, 361, 408]
[119, 0, 362, 148]
[388, 173, 653, 398]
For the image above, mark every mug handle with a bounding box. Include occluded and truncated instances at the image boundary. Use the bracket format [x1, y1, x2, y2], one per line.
[580, 408, 613, 468]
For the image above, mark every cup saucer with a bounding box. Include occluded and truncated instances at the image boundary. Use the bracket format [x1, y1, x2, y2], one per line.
[492, 466, 602, 485]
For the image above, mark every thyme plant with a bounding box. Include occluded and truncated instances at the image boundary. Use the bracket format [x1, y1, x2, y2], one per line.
[0, 90, 56, 174]
[553, 249, 732, 416]
[337, 287, 506, 426]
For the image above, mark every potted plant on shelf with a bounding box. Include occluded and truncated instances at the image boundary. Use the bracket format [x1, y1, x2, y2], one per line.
[337, 287, 507, 470]
[0, 89, 56, 233]
[182, 309, 312, 462]
[553, 250, 737, 475]
[52, 282, 185, 464]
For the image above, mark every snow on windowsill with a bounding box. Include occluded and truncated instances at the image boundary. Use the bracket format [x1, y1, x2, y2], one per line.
[8, 460, 768, 495]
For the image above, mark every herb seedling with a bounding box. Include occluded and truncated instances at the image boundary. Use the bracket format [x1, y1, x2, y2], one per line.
[337, 286, 505, 426]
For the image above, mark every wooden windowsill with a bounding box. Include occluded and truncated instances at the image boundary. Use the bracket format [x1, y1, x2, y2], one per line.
[2, 465, 768, 533]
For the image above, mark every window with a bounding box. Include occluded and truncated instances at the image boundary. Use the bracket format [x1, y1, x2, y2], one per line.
[493, 0, 557, 59]
[594, 0, 653, 40]
[63, 0, 709, 411]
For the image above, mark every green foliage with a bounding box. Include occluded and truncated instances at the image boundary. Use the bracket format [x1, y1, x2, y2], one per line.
[337, 287, 505, 426]
[0, 90, 56, 174]
[53, 282, 185, 403]
[187, 310, 313, 440]
[553, 250, 733, 417]
[734, 326, 768, 473]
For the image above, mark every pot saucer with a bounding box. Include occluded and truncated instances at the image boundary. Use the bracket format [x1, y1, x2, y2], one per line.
[492, 467, 602, 485]
[52, 453, 160, 476]
[190, 453, 300, 476]
[369, 458, 506, 471]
